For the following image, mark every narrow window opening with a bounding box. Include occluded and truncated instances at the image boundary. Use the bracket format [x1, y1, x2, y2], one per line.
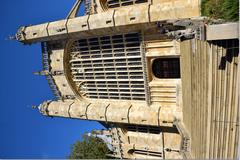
[152, 58, 180, 79]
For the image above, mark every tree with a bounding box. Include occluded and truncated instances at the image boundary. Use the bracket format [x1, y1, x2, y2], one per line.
[201, 0, 239, 21]
[68, 134, 111, 159]
[221, 0, 239, 21]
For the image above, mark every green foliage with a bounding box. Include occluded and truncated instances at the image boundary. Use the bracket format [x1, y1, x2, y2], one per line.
[201, 0, 239, 21]
[68, 134, 110, 159]
[222, 0, 239, 21]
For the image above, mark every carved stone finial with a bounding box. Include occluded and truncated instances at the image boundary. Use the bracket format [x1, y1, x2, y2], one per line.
[6, 35, 16, 41]
[32, 101, 52, 115]
[33, 70, 50, 76]
[32, 105, 38, 109]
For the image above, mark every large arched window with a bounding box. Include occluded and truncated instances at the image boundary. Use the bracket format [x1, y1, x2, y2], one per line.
[152, 58, 181, 79]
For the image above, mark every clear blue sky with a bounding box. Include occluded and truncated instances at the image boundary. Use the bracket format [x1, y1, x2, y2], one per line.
[0, 0, 103, 158]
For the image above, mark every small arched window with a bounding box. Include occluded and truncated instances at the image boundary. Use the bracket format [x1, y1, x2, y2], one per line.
[152, 58, 181, 79]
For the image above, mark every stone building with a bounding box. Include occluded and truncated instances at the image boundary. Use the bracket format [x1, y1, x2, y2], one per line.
[16, 0, 239, 159]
